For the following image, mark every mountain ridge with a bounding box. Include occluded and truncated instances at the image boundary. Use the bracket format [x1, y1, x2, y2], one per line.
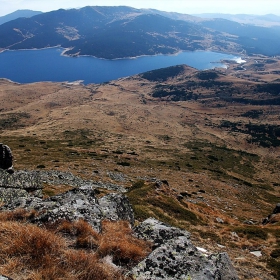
[1, 6, 280, 58]
[0, 9, 42, 25]
[193, 13, 280, 26]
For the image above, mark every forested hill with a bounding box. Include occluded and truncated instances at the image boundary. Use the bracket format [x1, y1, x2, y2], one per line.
[0, 6, 280, 58]
[0, 9, 42, 25]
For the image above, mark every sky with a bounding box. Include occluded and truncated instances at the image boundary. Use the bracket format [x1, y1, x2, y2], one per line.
[0, 0, 280, 17]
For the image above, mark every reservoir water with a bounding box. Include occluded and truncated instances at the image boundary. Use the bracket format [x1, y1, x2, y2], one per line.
[0, 48, 241, 84]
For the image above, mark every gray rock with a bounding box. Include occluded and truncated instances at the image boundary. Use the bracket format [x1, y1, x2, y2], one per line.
[39, 170, 127, 192]
[99, 193, 134, 224]
[1, 185, 134, 232]
[243, 219, 255, 225]
[0, 169, 42, 190]
[0, 275, 13, 280]
[216, 217, 224, 224]
[0, 169, 127, 206]
[134, 218, 191, 248]
[250, 251, 262, 257]
[107, 171, 127, 182]
[0, 170, 43, 204]
[131, 218, 239, 280]
[230, 232, 239, 240]
[0, 188, 29, 205]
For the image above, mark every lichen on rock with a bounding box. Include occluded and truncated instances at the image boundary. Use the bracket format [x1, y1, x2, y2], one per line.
[131, 218, 239, 280]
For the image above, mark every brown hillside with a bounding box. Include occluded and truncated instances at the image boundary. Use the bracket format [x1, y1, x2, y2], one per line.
[1, 59, 280, 279]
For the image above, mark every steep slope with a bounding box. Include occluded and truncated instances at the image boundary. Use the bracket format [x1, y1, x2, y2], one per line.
[0, 63, 280, 279]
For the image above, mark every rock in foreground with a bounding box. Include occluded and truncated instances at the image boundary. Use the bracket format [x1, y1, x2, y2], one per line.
[0, 170, 239, 279]
[131, 218, 239, 280]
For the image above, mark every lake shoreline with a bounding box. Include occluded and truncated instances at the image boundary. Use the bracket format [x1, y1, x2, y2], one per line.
[0, 46, 246, 63]
[0, 48, 246, 85]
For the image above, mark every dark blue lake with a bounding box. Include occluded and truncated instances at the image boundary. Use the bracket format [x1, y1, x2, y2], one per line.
[0, 48, 241, 84]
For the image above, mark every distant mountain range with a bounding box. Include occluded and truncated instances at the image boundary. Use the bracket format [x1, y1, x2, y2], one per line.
[0, 9, 42, 25]
[0, 6, 280, 58]
[193, 13, 280, 27]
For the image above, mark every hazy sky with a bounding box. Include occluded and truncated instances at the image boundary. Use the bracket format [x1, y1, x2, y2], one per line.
[0, 0, 279, 17]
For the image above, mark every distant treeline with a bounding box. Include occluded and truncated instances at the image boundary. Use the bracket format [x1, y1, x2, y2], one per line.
[220, 120, 280, 147]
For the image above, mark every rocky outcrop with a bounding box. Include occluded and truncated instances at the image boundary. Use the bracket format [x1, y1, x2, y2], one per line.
[0, 169, 42, 190]
[0, 170, 239, 279]
[39, 170, 127, 192]
[131, 218, 239, 280]
[1, 184, 134, 231]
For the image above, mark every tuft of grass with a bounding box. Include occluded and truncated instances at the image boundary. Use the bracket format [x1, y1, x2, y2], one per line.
[97, 220, 152, 267]
[0, 213, 151, 279]
[55, 219, 100, 249]
[0, 208, 37, 222]
[0, 221, 65, 270]
[198, 230, 221, 243]
[130, 180, 145, 190]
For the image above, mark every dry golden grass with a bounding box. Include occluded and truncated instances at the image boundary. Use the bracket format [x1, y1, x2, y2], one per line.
[0, 208, 37, 222]
[55, 219, 100, 249]
[0, 220, 66, 278]
[97, 220, 152, 266]
[0, 212, 151, 280]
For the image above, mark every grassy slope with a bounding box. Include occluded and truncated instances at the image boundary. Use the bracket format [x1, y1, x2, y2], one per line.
[0, 59, 280, 279]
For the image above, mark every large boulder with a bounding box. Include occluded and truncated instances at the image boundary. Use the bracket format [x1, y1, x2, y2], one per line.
[131, 218, 239, 280]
